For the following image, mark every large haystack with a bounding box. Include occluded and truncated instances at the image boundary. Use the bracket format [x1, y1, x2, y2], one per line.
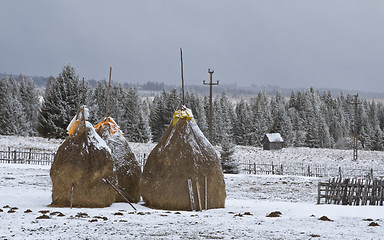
[95, 117, 141, 203]
[50, 109, 116, 208]
[141, 107, 226, 210]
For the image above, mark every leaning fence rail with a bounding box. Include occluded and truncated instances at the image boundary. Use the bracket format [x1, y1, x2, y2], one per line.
[0, 148, 55, 165]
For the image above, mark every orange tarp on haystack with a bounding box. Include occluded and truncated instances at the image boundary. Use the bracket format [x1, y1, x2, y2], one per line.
[94, 117, 121, 136]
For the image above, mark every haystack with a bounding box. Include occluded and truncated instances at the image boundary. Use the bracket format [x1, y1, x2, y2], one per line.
[141, 107, 226, 210]
[50, 107, 116, 207]
[95, 117, 141, 203]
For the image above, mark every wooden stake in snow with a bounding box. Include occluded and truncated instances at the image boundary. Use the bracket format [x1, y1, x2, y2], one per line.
[204, 176, 208, 210]
[70, 182, 74, 209]
[187, 179, 195, 211]
[103, 178, 137, 211]
[196, 180, 202, 211]
[105, 67, 112, 117]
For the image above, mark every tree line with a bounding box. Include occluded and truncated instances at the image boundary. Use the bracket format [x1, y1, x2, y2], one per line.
[2, 64, 384, 152]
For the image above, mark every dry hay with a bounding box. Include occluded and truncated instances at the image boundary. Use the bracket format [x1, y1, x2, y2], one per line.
[50, 121, 116, 208]
[95, 117, 141, 202]
[368, 222, 380, 226]
[318, 216, 333, 221]
[141, 108, 226, 210]
[266, 211, 282, 217]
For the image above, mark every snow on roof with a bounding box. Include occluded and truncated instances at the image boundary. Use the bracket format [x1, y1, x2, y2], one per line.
[265, 133, 284, 143]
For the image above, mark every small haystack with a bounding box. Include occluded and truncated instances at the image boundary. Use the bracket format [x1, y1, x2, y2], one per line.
[95, 117, 141, 203]
[50, 107, 116, 207]
[141, 107, 226, 210]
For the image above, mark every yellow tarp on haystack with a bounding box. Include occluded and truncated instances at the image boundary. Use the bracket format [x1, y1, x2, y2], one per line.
[172, 107, 193, 125]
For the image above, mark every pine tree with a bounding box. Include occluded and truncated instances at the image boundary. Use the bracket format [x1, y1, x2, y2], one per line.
[211, 92, 235, 145]
[0, 75, 27, 135]
[37, 64, 81, 138]
[149, 91, 168, 142]
[89, 81, 108, 123]
[220, 138, 238, 174]
[250, 91, 272, 146]
[184, 91, 208, 135]
[234, 100, 253, 145]
[269, 92, 294, 146]
[368, 101, 384, 150]
[122, 87, 150, 142]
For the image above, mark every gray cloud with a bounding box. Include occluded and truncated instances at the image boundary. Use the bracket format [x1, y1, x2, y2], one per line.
[1, 0, 384, 92]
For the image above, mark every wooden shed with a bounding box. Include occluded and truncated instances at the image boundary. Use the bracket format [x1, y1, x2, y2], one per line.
[262, 133, 284, 150]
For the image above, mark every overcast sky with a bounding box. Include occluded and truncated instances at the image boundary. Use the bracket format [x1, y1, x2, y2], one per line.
[1, 1, 384, 92]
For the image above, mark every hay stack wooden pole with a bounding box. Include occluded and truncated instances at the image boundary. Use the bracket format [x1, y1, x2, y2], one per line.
[196, 180, 202, 211]
[180, 48, 184, 107]
[82, 76, 85, 106]
[205, 176, 208, 210]
[81, 76, 86, 125]
[104, 178, 137, 211]
[70, 182, 74, 209]
[187, 179, 195, 211]
[105, 67, 112, 117]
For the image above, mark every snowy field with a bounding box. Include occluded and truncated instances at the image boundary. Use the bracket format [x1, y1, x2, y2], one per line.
[1, 135, 384, 239]
[1, 164, 384, 239]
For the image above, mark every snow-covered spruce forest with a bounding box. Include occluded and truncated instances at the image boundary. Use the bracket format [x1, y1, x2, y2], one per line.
[1, 65, 384, 152]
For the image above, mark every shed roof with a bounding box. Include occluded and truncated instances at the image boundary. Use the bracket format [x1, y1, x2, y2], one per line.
[265, 133, 284, 143]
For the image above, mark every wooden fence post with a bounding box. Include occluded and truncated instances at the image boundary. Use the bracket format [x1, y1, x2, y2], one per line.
[7, 147, 10, 163]
[342, 178, 349, 205]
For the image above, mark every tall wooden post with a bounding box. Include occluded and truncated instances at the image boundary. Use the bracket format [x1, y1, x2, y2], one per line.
[105, 67, 112, 117]
[180, 48, 185, 107]
[203, 69, 219, 143]
[82, 76, 85, 106]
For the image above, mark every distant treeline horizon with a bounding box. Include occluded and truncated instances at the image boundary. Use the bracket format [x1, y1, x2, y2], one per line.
[1, 72, 384, 99]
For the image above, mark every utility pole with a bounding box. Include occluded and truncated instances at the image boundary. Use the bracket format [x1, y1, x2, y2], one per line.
[203, 69, 219, 144]
[353, 94, 359, 161]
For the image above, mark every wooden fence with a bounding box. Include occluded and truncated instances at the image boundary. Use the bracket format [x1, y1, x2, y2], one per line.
[0, 148, 147, 167]
[0, 147, 382, 181]
[318, 177, 384, 206]
[0, 148, 55, 165]
[239, 161, 384, 179]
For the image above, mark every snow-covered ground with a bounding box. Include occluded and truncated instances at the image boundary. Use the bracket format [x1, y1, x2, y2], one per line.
[0, 136, 62, 152]
[234, 145, 384, 171]
[1, 163, 384, 239]
[1, 135, 384, 239]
